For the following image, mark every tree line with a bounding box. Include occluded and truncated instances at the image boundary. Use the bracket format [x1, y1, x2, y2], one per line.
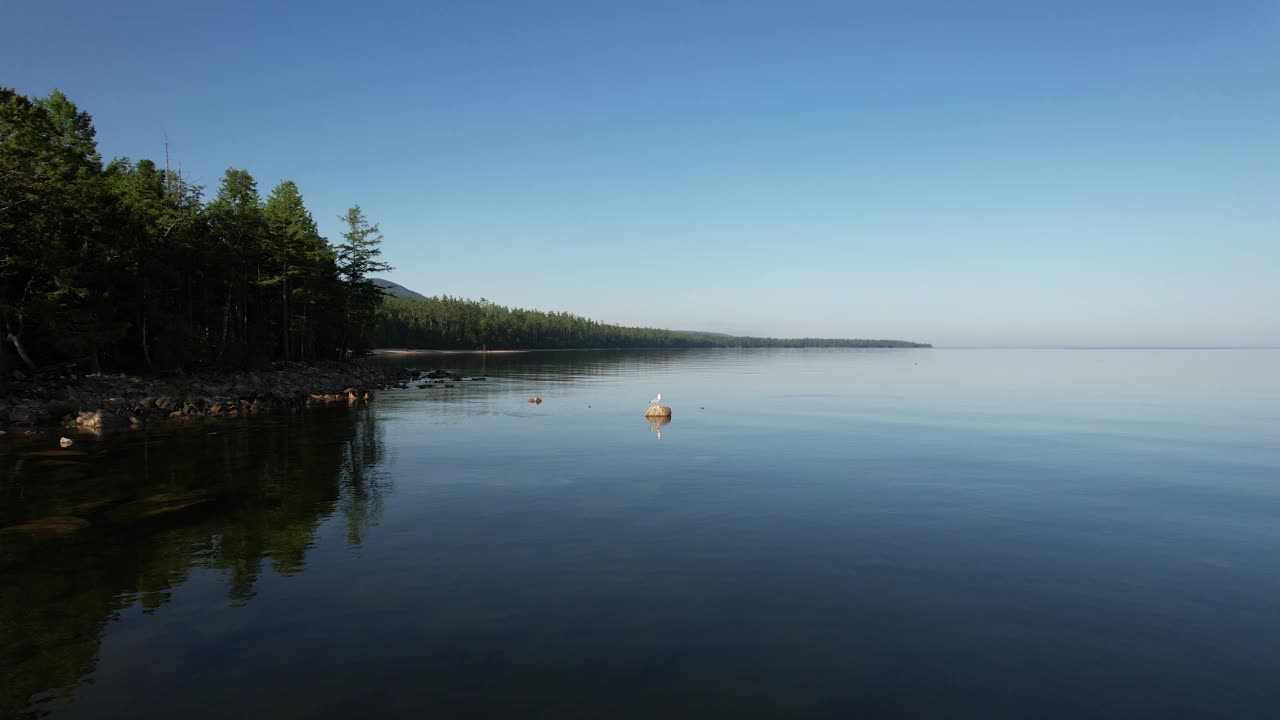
[2, 87, 927, 374]
[1, 88, 390, 374]
[373, 295, 930, 349]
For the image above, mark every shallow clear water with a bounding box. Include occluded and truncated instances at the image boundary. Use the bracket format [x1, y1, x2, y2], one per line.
[3, 348, 1279, 718]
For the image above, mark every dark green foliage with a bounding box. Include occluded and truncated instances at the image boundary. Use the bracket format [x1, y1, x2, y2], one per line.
[1, 89, 116, 372]
[0, 88, 386, 371]
[373, 295, 930, 349]
[263, 180, 342, 363]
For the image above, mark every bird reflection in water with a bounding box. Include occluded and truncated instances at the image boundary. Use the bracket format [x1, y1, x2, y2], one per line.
[646, 415, 671, 439]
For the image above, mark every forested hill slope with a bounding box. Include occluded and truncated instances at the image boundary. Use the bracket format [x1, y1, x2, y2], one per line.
[371, 278, 428, 301]
[372, 295, 930, 350]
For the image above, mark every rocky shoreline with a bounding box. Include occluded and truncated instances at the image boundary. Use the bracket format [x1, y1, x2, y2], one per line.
[0, 362, 423, 432]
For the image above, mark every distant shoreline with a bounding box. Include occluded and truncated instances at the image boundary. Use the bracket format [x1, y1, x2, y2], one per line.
[374, 346, 1278, 354]
[373, 349, 529, 356]
[371, 346, 928, 355]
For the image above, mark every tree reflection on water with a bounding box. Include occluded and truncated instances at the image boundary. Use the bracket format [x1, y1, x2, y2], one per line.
[0, 407, 388, 718]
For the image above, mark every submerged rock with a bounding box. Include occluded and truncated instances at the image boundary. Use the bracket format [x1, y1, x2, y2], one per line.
[0, 516, 91, 536]
[108, 491, 214, 523]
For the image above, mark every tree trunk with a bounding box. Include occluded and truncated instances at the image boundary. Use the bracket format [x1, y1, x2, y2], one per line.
[282, 263, 290, 362]
[240, 278, 248, 362]
[301, 300, 310, 362]
[6, 332, 37, 370]
[141, 314, 153, 369]
[215, 288, 232, 365]
[338, 305, 349, 361]
[141, 282, 154, 369]
[299, 301, 307, 362]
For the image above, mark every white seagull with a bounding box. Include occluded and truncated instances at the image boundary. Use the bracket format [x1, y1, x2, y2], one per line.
[650, 392, 662, 406]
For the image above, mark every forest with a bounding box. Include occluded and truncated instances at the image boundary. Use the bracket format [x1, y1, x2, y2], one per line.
[1, 88, 390, 374]
[373, 295, 929, 350]
[2, 87, 925, 376]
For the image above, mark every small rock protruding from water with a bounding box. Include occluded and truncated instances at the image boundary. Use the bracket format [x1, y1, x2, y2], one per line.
[528, 397, 542, 404]
[644, 405, 672, 418]
[59, 437, 73, 448]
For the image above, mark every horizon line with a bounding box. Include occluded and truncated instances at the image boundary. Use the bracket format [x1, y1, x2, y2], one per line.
[933, 345, 1280, 350]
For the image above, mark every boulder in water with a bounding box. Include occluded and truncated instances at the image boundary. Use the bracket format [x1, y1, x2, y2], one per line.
[77, 410, 126, 429]
[644, 405, 672, 418]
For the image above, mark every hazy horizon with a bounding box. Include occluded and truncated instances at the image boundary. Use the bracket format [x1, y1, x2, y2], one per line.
[7, 2, 1277, 347]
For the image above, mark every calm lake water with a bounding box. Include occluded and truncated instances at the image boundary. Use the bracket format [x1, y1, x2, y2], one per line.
[3, 348, 1279, 718]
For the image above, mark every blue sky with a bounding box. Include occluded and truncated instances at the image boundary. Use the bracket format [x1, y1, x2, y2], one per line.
[6, 1, 1278, 346]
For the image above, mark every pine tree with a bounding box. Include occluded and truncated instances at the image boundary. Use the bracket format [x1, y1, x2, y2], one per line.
[336, 205, 391, 358]
[207, 168, 265, 365]
[263, 181, 321, 361]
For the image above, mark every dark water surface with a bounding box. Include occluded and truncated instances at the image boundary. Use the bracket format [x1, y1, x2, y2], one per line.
[3, 349, 1279, 718]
